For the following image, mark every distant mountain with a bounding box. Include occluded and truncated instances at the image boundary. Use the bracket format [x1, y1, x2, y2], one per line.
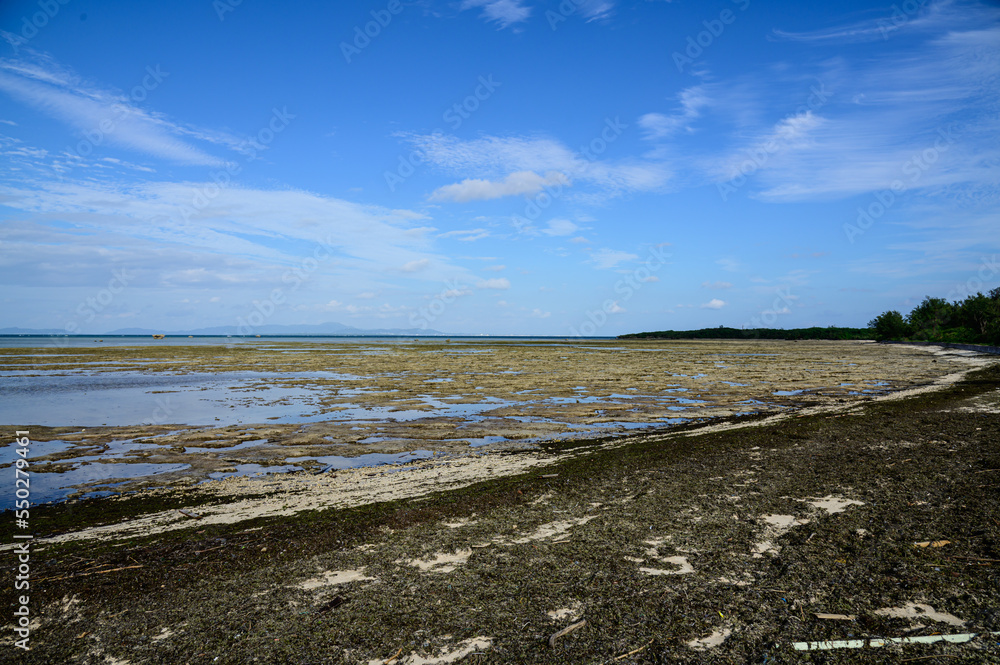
[2, 322, 453, 336]
[0, 327, 65, 334]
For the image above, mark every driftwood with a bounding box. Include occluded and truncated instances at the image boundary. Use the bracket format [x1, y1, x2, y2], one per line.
[549, 619, 586, 648]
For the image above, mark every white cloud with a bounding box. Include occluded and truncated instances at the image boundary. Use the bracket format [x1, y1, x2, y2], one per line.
[531, 308, 551, 318]
[477, 278, 510, 289]
[405, 133, 671, 198]
[701, 299, 726, 309]
[702, 280, 732, 289]
[0, 176, 471, 294]
[401, 259, 430, 272]
[607, 301, 626, 313]
[541, 218, 579, 236]
[639, 86, 709, 140]
[460, 0, 531, 28]
[483, 264, 506, 271]
[431, 171, 569, 202]
[640, 275, 660, 283]
[438, 228, 490, 241]
[590, 248, 638, 269]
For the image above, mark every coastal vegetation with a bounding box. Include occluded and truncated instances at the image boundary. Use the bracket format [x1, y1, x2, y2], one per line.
[868, 289, 1000, 345]
[619, 326, 874, 341]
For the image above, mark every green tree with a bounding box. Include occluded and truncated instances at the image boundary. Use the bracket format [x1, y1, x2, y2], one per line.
[906, 296, 955, 340]
[868, 310, 909, 341]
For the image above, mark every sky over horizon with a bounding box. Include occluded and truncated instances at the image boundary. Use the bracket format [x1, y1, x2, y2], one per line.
[0, 0, 997, 335]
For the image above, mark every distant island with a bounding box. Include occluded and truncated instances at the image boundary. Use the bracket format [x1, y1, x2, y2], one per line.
[618, 326, 873, 341]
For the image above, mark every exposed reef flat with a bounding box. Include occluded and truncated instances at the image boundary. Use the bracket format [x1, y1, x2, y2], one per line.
[0, 339, 987, 505]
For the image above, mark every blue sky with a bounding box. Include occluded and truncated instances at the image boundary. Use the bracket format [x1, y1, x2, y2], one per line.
[0, 0, 997, 335]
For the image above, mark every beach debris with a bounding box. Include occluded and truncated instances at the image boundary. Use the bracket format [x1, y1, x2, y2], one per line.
[177, 509, 202, 519]
[814, 613, 855, 621]
[401, 549, 472, 573]
[512, 516, 595, 544]
[913, 540, 951, 548]
[540, 473, 559, 478]
[874, 602, 965, 627]
[792, 631, 1000, 651]
[611, 639, 654, 661]
[639, 556, 694, 576]
[800, 495, 864, 514]
[549, 619, 587, 648]
[547, 604, 582, 621]
[298, 568, 374, 590]
[368, 637, 493, 664]
[687, 627, 730, 650]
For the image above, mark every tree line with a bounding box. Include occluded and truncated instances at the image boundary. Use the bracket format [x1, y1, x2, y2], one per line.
[868, 289, 1000, 345]
[620, 326, 874, 341]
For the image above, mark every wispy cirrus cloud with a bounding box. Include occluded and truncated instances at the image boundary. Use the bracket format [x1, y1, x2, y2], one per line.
[0, 174, 472, 292]
[639, 86, 709, 140]
[706, 22, 1000, 202]
[0, 52, 233, 166]
[460, 0, 532, 28]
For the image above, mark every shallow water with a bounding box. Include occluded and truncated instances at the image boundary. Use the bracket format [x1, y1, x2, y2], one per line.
[0, 338, 961, 507]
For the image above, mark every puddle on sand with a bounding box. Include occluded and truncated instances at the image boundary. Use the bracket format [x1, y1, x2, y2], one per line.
[288, 450, 436, 473]
[208, 463, 304, 481]
[10, 462, 191, 507]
